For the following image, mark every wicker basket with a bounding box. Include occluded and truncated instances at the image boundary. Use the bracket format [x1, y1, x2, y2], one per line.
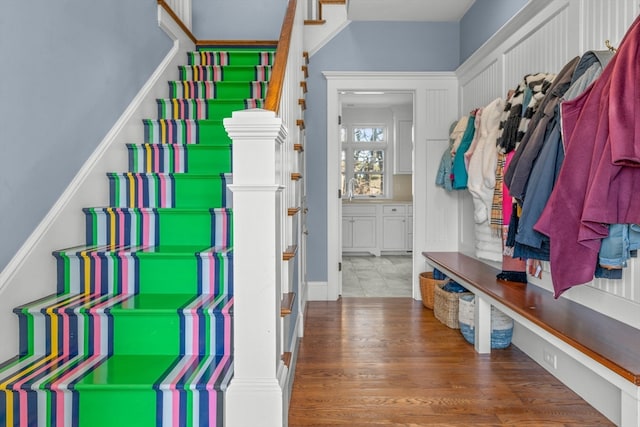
[433, 283, 472, 329]
[458, 294, 514, 349]
[419, 272, 449, 310]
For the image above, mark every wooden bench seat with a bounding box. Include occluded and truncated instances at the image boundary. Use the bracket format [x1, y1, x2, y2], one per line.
[423, 251, 640, 426]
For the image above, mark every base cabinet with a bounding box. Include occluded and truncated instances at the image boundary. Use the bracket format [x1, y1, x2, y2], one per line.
[343, 216, 377, 250]
[382, 216, 406, 250]
[342, 205, 379, 255]
[343, 203, 412, 254]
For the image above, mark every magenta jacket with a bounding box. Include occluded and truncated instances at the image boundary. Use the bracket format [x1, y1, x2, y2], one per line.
[535, 14, 640, 297]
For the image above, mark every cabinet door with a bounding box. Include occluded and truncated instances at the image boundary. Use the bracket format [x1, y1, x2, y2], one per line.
[342, 216, 353, 248]
[394, 119, 413, 174]
[382, 216, 406, 250]
[351, 216, 376, 249]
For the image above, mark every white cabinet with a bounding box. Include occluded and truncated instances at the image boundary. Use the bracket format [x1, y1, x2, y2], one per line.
[381, 205, 412, 251]
[394, 119, 413, 174]
[343, 205, 378, 255]
[382, 216, 406, 250]
[343, 203, 412, 254]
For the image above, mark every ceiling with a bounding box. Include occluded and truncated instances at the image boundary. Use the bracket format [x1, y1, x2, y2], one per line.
[347, 0, 476, 22]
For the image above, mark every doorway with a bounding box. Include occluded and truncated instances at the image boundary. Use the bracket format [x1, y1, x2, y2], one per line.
[325, 73, 418, 300]
[339, 90, 414, 298]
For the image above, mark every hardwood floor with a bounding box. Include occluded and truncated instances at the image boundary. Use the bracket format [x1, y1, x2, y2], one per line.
[288, 298, 613, 427]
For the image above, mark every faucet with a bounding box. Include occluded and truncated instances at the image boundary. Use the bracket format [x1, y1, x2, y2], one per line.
[347, 177, 357, 201]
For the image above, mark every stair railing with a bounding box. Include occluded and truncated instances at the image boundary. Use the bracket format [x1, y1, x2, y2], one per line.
[224, 0, 305, 425]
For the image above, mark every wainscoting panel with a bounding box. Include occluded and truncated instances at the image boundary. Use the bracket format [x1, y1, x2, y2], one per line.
[503, 4, 571, 89]
[460, 59, 499, 114]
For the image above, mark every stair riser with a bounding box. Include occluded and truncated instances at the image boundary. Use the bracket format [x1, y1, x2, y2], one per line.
[108, 173, 230, 209]
[54, 250, 232, 296]
[15, 300, 230, 358]
[156, 99, 264, 120]
[143, 120, 231, 145]
[112, 308, 228, 356]
[13, 293, 131, 357]
[187, 50, 275, 66]
[127, 144, 231, 174]
[168, 81, 268, 99]
[179, 66, 271, 82]
[84, 208, 233, 247]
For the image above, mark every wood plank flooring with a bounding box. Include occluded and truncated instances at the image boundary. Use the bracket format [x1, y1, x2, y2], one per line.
[288, 298, 614, 427]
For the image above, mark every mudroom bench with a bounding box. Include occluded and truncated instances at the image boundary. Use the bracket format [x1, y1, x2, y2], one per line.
[423, 251, 640, 427]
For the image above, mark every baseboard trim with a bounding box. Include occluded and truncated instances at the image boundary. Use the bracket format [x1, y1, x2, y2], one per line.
[308, 281, 330, 301]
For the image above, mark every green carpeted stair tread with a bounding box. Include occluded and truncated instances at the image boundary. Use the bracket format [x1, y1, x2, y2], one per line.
[54, 244, 233, 296]
[107, 172, 232, 209]
[83, 206, 233, 247]
[155, 97, 265, 120]
[126, 143, 231, 174]
[178, 65, 272, 82]
[73, 354, 233, 426]
[142, 118, 232, 145]
[168, 80, 269, 99]
[187, 50, 275, 66]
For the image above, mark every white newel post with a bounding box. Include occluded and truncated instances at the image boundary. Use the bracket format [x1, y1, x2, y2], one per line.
[224, 109, 288, 427]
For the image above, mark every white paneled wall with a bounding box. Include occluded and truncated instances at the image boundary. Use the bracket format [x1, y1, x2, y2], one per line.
[502, 4, 571, 86]
[456, 0, 640, 328]
[459, 60, 500, 116]
[580, 0, 638, 52]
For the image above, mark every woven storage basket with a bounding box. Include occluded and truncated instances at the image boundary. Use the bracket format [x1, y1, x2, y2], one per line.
[433, 283, 472, 329]
[419, 272, 449, 310]
[458, 294, 514, 349]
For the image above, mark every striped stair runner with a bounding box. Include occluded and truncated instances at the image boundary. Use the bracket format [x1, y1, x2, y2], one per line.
[0, 47, 274, 426]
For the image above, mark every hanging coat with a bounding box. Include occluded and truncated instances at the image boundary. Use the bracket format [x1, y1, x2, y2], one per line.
[534, 15, 640, 297]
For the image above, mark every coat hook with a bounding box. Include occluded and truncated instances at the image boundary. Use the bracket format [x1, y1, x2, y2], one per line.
[605, 39, 618, 52]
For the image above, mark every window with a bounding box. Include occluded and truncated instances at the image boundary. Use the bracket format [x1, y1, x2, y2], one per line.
[342, 125, 388, 198]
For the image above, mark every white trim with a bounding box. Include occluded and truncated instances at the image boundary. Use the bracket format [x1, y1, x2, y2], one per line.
[304, 2, 351, 57]
[307, 281, 329, 301]
[228, 185, 284, 193]
[325, 71, 459, 302]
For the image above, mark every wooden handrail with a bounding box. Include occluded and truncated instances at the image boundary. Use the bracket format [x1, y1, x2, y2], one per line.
[197, 40, 278, 47]
[265, 0, 298, 113]
[157, 0, 197, 44]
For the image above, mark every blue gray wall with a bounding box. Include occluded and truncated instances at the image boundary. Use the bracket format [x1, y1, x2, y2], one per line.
[192, 0, 288, 40]
[459, 0, 529, 63]
[0, 1, 172, 272]
[305, 21, 460, 281]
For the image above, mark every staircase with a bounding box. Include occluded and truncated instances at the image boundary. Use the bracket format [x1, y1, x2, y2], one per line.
[0, 47, 275, 427]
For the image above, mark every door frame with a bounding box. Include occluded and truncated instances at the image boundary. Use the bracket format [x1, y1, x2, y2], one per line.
[325, 72, 418, 300]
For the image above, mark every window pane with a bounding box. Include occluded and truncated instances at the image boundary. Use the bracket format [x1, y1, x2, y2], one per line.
[340, 126, 346, 143]
[353, 150, 384, 173]
[353, 127, 385, 142]
[354, 173, 384, 196]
